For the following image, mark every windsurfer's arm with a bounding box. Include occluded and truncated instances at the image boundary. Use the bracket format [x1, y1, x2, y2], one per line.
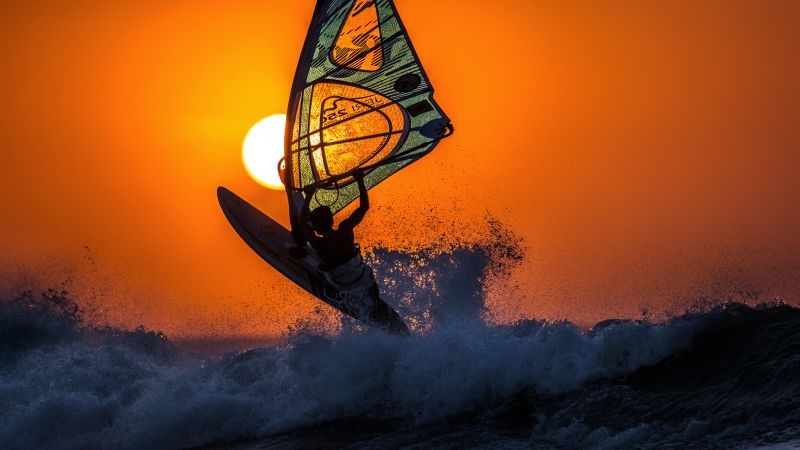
[340, 170, 369, 231]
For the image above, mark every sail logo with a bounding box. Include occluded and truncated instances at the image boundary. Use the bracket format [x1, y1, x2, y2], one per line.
[320, 95, 385, 124]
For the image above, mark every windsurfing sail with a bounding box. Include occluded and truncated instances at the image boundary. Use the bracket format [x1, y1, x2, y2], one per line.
[280, 0, 453, 232]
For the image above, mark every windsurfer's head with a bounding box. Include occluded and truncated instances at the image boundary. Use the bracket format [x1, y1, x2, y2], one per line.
[310, 206, 334, 233]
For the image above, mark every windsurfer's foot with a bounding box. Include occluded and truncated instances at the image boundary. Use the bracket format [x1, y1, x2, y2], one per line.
[289, 245, 307, 258]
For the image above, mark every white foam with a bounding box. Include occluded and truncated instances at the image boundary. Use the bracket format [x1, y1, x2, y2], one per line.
[0, 244, 703, 449]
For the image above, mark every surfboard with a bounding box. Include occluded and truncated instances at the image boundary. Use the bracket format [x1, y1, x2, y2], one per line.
[217, 186, 408, 335]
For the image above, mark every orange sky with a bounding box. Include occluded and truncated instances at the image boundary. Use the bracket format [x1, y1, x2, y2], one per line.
[2, 1, 799, 339]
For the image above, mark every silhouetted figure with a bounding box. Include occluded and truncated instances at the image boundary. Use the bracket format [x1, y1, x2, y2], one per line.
[299, 169, 369, 269]
[294, 170, 402, 331]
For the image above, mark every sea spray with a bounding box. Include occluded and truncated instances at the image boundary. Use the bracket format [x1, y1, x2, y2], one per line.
[1, 290, 702, 449]
[2, 238, 799, 448]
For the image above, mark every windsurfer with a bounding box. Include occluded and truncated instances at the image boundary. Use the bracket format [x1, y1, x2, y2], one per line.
[295, 171, 377, 293]
[291, 170, 406, 334]
[299, 169, 369, 269]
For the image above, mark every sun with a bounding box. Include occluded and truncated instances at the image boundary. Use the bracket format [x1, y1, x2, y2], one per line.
[242, 114, 286, 190]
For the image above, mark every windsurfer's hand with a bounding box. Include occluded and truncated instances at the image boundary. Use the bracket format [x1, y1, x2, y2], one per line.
[303, 186, 315, 197]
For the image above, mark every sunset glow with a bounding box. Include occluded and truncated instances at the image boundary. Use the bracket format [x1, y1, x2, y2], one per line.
[2, 1, 800, 341]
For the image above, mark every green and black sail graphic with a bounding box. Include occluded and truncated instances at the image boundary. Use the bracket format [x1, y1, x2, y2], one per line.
[281, 0, 453, 223]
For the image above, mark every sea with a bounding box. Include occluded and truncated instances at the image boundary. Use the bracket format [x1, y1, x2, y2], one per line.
[2, 239, 800, 449]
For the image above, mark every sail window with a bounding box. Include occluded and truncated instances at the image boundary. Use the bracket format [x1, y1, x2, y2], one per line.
[332, 0, 384, 71]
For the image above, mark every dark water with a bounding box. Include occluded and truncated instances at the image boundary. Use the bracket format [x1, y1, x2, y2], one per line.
[2, 242, 800, 449]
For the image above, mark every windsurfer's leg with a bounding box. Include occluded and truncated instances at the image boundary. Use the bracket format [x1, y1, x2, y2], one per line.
[286, 190, 308, 258]
[288, 215, 308, 258]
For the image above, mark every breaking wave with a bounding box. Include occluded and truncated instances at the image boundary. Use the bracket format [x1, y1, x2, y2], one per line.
[2, 230, 800, 449]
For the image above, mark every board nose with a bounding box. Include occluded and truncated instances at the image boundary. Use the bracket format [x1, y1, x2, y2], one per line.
[217, 186, 233, 201]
